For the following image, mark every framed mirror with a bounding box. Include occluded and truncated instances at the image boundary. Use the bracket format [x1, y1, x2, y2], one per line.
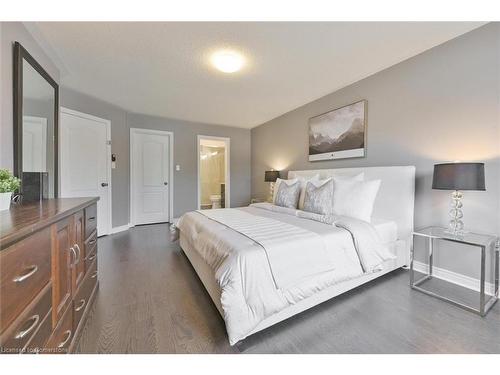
[13, 42, 59, 199]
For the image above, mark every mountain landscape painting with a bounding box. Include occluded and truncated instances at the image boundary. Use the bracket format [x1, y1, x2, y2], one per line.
[308, 100, 366, 161]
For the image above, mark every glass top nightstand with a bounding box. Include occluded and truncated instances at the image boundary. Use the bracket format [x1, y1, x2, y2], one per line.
[411, 226, 499, 316]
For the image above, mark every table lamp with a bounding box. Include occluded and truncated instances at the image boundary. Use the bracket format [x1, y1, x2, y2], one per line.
[264, 170, 280, 202]
[432, 162, 485, 233]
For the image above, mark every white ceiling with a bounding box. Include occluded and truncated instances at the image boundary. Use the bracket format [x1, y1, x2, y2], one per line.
[30, 22, 485, 128]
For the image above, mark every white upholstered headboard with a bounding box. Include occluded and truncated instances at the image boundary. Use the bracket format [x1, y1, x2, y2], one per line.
[288, 166, 416, 243]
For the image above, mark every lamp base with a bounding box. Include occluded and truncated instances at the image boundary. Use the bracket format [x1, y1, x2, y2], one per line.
[268, 182, 275, 203]
[448, 190, 464, 233]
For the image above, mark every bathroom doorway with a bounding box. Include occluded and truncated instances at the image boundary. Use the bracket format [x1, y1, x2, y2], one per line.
[197, 135, 230, 210]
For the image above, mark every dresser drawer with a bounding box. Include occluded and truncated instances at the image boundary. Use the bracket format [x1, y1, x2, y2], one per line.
[0, 282, 52, 353]
[73, 258, 98, 332]
[85, 204, 97, 239]
[0, 227, 52, 332]
[84, 230, 97, 272]
[23, 309, 52, 353]
[45, 304, 73, 353]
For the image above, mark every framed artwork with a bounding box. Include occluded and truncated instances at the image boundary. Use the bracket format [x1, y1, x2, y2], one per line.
[308, 100, 367, 161]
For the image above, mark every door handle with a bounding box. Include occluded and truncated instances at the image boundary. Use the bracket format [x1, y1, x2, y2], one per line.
[164, 182, 168, 185]
[101, 182, 109, 187]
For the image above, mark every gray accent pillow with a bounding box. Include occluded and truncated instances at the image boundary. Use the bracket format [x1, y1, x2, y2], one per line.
[303, 179, 334, 215]
[274, 180, 301, 209]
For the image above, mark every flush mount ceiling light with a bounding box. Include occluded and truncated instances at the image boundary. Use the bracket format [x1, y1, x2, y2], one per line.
[210, 50, 245, 73]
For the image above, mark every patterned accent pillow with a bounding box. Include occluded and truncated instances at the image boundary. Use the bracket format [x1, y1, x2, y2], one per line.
[297, 174, 320, 210]
[274, 180, 301, 208]
[303, 178, 334, 215]
[272, 178, 298, 203]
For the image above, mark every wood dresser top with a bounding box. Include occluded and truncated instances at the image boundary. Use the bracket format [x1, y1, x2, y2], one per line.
[0, 197, 99, 249]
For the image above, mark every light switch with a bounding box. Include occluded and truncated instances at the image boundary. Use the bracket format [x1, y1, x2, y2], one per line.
[176, 165, 181, 171]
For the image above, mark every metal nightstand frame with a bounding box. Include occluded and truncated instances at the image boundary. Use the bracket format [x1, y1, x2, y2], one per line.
[410, 228, 499, 316]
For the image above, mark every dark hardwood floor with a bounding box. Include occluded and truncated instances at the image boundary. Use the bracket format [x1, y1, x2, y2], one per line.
[75, 223, 500, 354]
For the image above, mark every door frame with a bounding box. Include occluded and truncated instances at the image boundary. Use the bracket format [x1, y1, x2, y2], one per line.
[197, 135, 230, 210]
[60, 106, 113, 235]
[130, 128, 174, 225]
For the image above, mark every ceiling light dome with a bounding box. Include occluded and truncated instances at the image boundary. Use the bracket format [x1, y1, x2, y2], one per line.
[211, 50, 245, 73]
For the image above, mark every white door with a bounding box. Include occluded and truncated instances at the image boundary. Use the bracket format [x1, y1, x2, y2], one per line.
[131, 129, 171, 225]
[23, 116, 47, 172]
[60, 108, 112, 236]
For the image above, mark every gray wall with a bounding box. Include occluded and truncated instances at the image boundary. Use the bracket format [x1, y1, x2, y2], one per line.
[61, 87, 251, 227]
[251, 23, 500, 279]
[1, 22, 60, 170]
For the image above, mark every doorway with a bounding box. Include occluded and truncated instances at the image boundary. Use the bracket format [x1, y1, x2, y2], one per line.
[130, 128, 174, 225]
[60, 107, 112, 236]
[197, 135, 230, 210]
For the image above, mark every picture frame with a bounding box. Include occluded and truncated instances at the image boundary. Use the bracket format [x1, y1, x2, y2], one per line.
[308, 100, 367, 161]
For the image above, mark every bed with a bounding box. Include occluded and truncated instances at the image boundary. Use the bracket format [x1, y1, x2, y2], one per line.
[176, 166, 415, 345]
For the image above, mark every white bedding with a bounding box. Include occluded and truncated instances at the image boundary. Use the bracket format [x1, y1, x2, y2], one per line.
[373, 218, 398, 244]
[199, 208, 336, 289]
[176, 203, 395, 345]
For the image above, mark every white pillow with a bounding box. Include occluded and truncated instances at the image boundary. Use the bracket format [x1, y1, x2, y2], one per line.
[332, 177, 381, 222]
[331, 173, 364, 207]
[333, 172, 364, 183]
[273, 178, 298, 203]
[297, 174, 320, 210]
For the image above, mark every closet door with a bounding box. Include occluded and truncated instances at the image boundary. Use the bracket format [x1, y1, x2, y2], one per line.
[60, 108, 111, 236]
[130, 129, 171, 225]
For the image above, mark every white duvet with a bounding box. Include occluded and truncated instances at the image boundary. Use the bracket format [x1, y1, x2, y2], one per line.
[176, 203, 394, 345]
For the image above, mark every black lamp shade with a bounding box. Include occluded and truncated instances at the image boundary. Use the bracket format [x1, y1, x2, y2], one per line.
[264, 170, 280, 182]
[432, 163, 485, 191]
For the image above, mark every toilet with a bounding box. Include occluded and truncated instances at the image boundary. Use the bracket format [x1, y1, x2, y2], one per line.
[210, 195, 222, 209]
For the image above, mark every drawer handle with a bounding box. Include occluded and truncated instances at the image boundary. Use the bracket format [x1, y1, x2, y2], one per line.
[90, 271, 98, 279]
[11, 194, 22, 204]
[13, 265, 38, 283]
[58, 330, 72, 348]
[75, 298, 86, 312]
[74, 244, 82, 264]
[15, 314, 40, 339]
[70, 247, 78, 267]
[88, 217, 96, 222]
[87, 253, 97, 261]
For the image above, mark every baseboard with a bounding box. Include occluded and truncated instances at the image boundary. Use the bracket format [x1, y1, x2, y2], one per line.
[413, 261, 496, 296]
[110, 223, 134, 234]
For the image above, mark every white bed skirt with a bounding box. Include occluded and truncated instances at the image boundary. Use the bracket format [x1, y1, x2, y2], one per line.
[180, 233, 408, 343]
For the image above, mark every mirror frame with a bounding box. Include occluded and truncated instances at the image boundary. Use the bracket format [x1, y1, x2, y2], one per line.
[13, 41, 59, 197]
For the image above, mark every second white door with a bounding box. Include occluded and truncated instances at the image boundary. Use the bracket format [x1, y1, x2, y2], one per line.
[131, 129, 171, 225]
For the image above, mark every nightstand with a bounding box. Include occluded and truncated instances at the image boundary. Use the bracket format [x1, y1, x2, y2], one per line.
[411, 226, 499, 316]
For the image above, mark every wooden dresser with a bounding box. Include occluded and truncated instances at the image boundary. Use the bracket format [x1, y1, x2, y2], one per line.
[0, 198, 99, 354]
